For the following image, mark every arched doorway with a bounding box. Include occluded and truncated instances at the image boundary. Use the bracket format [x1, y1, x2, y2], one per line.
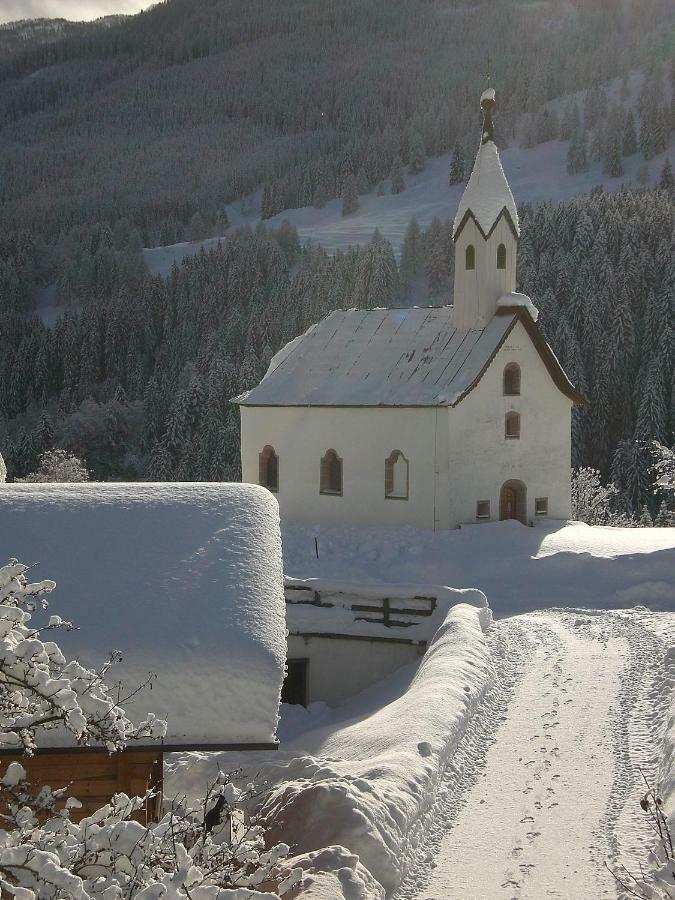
[500, 480, 527, 524]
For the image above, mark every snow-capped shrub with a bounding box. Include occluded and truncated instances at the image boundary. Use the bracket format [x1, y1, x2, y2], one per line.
[0, 452, 6, 483]
[653, 442, 675, 496]
[571, 467, 631, 526]
[0, 560, 301, 900]
[18, 449, 90, 483]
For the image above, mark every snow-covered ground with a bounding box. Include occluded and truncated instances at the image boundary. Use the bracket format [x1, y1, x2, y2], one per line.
[164, 522, 675, 899]
[398, 608, 675, 900]
[283, 520, 675, 616]
[143, 139, 675, 277]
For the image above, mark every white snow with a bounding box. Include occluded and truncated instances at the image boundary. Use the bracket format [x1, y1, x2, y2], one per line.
[0, 483, 287, 747]
[167, 603, 492, 894]
[236, 307, 516, 408]
[480, 88, 496, 104]
[285, 577, 488, 641]
[283, 520, 675, 616]
[497, 291, 539, 321]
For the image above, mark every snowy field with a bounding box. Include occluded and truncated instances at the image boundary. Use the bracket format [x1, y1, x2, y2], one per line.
[166, 522, 675, 900]
[143, 139, 675, 277]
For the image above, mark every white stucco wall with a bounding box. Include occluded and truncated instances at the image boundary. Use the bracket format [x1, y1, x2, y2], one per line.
[287, 635, 424, 706]
[239, 322, 573, 529]
[240, 406, 449, 529]
[446, 319, 573, 525]
[453, 216, 516, 330]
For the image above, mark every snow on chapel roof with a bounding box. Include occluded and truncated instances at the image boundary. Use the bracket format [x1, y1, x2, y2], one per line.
[0, 483, 287, 749]
[237, 306, 518, 408]
[453, 89, 519, 239]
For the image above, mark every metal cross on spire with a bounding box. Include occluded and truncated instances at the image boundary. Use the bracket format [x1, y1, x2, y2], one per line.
[482, 55, 492, 90]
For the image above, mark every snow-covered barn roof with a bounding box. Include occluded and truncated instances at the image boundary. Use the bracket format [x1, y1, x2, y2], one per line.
[0, 483, 287, 749]
[236, 305, 585, 408]
[453, 139, 520, 240]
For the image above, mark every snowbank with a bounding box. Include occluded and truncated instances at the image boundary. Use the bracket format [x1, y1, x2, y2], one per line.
[258, 603, 491, 894]
[0, 483, 287, 746]
[283, 520, 675, 616]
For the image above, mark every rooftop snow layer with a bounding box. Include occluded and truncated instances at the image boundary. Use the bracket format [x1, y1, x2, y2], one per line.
[0, 483, 287, 748]
[236, 306, 515, 408]
[453, 140, 520, 238]
[497, 292, 539, 321]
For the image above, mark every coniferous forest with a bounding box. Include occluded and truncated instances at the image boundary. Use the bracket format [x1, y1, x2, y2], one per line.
[0, 0, 673, 522]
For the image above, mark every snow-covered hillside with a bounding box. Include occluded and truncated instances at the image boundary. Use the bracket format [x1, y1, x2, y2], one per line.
[144, 138, 675, 278]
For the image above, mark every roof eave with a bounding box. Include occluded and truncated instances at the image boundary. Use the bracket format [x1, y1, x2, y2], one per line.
[494, 306, 589, 406]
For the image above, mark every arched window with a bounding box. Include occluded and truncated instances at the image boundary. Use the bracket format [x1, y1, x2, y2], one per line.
[465, 244, 475, 270]
[503, 362, 521, 396]
[259, 445, 279, 492]
[505, 411, 521, 440]
[497, 243, 507, 269]
[385, 451, 409, 499]
[320, 449, 343, 495]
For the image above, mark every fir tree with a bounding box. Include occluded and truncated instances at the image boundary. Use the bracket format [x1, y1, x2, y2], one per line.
[400, 217, 423, 295]
[448, 141, 465, 185]
[622, 110, 637, 156]
[408, 132, 425, 175]
[658, 158, 674, 194]
[342, 170, 359, 216]
[390, 158, 405, 194]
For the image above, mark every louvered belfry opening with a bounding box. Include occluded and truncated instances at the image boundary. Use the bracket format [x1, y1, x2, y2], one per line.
[259, 445, 279, 492]
[320, 449, 342, 495]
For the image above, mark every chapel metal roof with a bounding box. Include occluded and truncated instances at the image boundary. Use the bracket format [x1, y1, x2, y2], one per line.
[236, 306, 518, 408]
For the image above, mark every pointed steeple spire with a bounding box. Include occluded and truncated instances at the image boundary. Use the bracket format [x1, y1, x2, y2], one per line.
[453, 87, 519, 240]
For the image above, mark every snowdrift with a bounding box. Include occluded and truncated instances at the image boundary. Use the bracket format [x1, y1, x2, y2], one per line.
[260, 601, 492, 894]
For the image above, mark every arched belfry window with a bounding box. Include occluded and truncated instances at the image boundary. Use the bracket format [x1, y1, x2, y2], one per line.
[465, 244, 476, 270]
[505, 411, 521, 440]
[259, 445, 279, 492]
[497, 243, 507, 269]
[320, 449, 343, 495]
[503, 363, 521, 396]
[385, 451, 409, 499]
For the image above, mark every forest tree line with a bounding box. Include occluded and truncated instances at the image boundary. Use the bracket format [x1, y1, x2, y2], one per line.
[0, 184, 673, 522]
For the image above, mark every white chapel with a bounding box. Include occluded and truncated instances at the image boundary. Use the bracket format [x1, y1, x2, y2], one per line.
[236, 89, 586, 530]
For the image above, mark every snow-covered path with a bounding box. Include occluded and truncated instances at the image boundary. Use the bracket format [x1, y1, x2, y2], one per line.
[400, 610, 673, 900]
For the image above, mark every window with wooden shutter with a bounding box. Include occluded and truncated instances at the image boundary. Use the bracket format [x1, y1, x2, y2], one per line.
[505, 411, 521, 439]
[385, 451, 409, 499]
[503, 363, 521, 396]
[258, 446, 279, 492]
[320, 450, 343, 495]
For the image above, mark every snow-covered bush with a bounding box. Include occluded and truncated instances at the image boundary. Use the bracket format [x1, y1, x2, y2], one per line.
[0, 561, 163, 755]
[571, 467, 630, 526]
[0, 561, 301, 900]
[17, 449, 90, 483]
[0, 452, 6, 483]
[653, 443, 675, 497]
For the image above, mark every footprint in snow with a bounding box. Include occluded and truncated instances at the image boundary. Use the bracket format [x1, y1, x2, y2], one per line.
[526, 831, 542, 840]
[548, 801, 559, 809]
[520, 815, 535, 823]
[511, 846, 524, 858]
